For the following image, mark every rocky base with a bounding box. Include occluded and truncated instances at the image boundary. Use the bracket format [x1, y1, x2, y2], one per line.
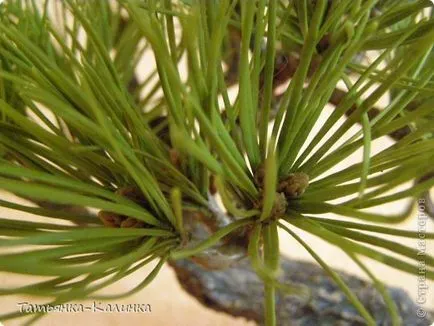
[170, 257, 433, 325]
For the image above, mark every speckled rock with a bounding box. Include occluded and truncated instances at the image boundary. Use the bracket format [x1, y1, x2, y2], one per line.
[170, 257, 433, 325]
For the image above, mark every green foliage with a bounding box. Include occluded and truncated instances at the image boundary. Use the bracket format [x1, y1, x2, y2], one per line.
[0, 0, 433, 325]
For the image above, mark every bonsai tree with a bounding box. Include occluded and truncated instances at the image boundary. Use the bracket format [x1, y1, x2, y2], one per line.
[0, 0, 433, 325]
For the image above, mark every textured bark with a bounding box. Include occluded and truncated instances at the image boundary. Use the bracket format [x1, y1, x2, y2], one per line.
[170, 257, 433, 326]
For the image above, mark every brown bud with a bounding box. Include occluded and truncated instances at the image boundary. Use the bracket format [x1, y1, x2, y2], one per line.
[254, 165, 266, 188]
[116, 186, 147, 205]
[121, 217, 145, 228]
[98, 211, 124, 228]
[279, 172, 309, 198]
